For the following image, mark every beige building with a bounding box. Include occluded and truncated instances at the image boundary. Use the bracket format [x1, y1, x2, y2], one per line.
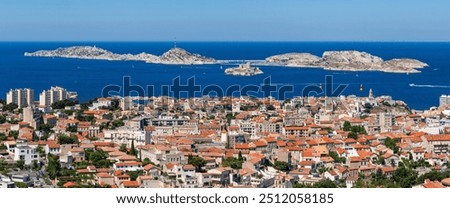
[6, 88, 34, 108]
[39, 86, 76, 107]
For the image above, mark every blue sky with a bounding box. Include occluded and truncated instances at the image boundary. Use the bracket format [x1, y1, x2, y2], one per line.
[0, 0, 449, 41]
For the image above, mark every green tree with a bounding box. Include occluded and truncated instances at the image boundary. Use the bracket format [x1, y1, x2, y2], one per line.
[111, 119, 124, 129]
[47, 155, 61, 180]
[75, 111, 95, 122]
[343, 121, 352, 131]
[238, 151, 243, 161]
[9, 130, 19, 139]
[15, 160, 25, 169]
[58, 134, 78, 144]
[313, 179, 337, 188]
[0, 159, 8, 172]
[32, 160, 40, 170]
[88, 150, 111, 168]
[64, 110, 75, 116]
[66, 125, 78, 133]
[384, 137, 400, 154]
[370, 168, 387, 187]
[51, 99, 77, 109]
[0, 115, 6, 124]
[222, 157, 243, 169]
[225, 113, 235, 124]
[0, 133, 7, 141]
[418, 171, 450, 183]
[128, 171, 143, 181]
[103, 113, 114, 120]
[377, 155, 386, 165]
[38, 123, 53, 133]
[3, 103, 18, 112]
[188, 156, 206, 172]
[119, 144, 127, 153]
[348, 132, 358, 139]
[142, 158, 154, 166]
[274, 161, 290, 172]
[293, 183, 313, 188]
[15, 182, 28, 188]
[129, 140, 137, 156]
[392, 165, 418, 188]
[329, 151, 346, 163]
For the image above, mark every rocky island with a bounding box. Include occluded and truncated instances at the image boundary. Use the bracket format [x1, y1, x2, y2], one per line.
[266, 50, 428, 73]
[24, 46, 216, 65]
[25, 46, 428, 73]
[224, 62, 264, 76]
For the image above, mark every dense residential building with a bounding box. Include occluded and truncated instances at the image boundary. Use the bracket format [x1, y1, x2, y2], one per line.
[2, 93, 450, 188]
[22, 106, 41, 128]
[13, 142, 40, 165]
[103, 126, 152, 147]
[6, 88, 34, 108]
[39, 86, 77, 107]
[440, 95, 450, 107]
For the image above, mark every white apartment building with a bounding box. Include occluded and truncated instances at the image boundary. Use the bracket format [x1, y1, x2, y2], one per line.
[140, 146, 187, 166]
[39, 86, 77, 107]
[6, 88, 34, 108]
[440, 95, 450, 107]
[103, 126, 151, 148]
[14, 142, 40, 165]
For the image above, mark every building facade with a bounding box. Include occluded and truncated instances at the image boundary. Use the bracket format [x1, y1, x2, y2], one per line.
[39, 86, 77, 107]
[6, 88, 34, 108]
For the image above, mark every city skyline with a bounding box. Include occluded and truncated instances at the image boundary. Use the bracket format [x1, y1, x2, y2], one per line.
[1, 0, 450, 41]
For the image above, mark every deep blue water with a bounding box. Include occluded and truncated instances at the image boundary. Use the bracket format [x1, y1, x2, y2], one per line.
[1, 42, 450, 110]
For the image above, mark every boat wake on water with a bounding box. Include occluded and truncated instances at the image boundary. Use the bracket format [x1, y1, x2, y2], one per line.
[409, 83, 450, 88]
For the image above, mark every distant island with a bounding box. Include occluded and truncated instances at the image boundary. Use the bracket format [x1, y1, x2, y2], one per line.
[25, 46, 428, 73]
[224, 62, 264, 76]
[24, 46, 216, 65]
[266, 50, 428, 73]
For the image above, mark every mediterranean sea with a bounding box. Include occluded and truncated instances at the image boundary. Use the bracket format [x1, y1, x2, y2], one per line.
[1, 42, 449, 110]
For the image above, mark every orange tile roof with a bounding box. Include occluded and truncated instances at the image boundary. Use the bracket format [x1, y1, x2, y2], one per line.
[276, 140, 286, 147]
[165, 163, 175, 169]
[441, 178, 450, 186]
[97, 173, 113, 178]
[299, 160, 315, 166]
[144, 164, 157, 171]
[182, 164, 196, 171]
[63, 181, 78, 188]
[350, 157, 362, 162]
[115, 161, 142, 167]
[122, 181, 140, 188]
[422, 179, 445, 188]
[235, 143, 250, 149]
[425, 134, 450, 142]
[382, 167, 396, 173]
[285, 126, 309, 131]
[253, 140, 267, 147]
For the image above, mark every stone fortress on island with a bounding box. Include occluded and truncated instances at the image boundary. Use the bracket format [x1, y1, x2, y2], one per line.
[224, 62, 264, 76]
